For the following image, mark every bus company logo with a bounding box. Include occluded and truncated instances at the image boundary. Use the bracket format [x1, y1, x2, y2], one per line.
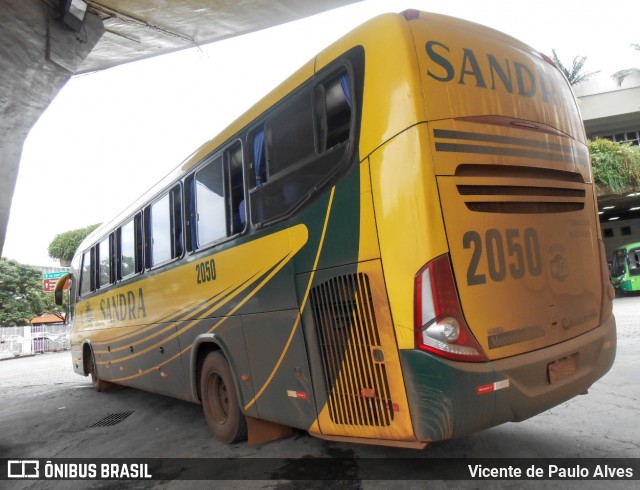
[424, 40, 569, 108]
[83, 303, 94, 323]
[8, 460, 39, 478]
[549, 244, 569, 282]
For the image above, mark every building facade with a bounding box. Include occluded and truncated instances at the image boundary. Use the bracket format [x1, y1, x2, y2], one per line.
[574, 73, 640, 259]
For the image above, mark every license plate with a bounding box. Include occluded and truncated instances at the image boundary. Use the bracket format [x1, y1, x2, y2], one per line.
[548, 355, 578, 384]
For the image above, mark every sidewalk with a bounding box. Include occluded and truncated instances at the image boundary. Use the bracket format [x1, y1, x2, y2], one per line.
[0, 350, 88, 390]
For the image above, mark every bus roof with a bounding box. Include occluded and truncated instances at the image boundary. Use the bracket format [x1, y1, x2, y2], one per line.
[76, 10, 576, 258]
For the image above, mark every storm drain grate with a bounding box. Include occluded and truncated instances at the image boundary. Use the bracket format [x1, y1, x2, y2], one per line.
[89, 411, 135, 428]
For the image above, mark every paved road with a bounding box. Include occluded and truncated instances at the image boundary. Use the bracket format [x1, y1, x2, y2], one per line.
[1, 296, 639, 489]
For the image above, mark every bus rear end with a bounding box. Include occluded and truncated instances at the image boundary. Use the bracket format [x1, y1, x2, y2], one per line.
[396, 12, 616, 441]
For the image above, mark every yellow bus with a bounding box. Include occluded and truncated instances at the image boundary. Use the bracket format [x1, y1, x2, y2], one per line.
[56, 10, 616, 448]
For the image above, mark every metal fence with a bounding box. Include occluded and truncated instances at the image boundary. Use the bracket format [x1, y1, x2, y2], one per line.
[0, 324, 71, 359]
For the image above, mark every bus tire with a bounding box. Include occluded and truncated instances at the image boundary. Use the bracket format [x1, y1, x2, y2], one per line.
[200, 351, 247, 444]
[87, 349, 111, 392]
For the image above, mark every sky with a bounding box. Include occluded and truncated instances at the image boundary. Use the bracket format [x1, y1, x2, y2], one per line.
[4, 0, 639, 267]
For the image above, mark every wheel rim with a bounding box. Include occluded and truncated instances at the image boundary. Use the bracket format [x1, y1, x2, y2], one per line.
[89, 356, 98, 384]
[207, 372, 229, 424]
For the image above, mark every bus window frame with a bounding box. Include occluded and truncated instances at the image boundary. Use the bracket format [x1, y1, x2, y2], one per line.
[117, 213, 143, 281]
[193, 153, 226, 248]
[247, 59, 359, 229]
[629, 248, 640, 276]
[186, 139, 247, 255]
[144, 182, 184, 270]
[225, 141, 246, 238]
[78, 247, 94, 297]
[96, 234, 114, 290]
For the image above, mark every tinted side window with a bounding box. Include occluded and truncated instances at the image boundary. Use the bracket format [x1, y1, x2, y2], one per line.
[119, 215, 142, 279]
[195, 156, 226, 246]
[150, 193, 172, 265]
[630, 248, 640, 276]
[146, 184, 183, 267]
[97, 236, 111, 288]
[226, 144, 245, 236]
[171, 185, 183, 258]
[265, 90, 315, 176]
[249, 69, 355, 226]
[320, 73, 352, 150]
[188, 143, 245, 250]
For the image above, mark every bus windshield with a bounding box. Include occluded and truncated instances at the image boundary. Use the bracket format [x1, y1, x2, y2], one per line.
[629, 248, 640, 276]
[611, 250, 627, 277]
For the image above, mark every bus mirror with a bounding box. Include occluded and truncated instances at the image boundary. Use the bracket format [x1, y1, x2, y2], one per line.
[54, 273, 71, 306]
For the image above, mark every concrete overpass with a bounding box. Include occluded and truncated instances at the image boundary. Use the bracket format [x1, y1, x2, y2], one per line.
[0, 0, 360, 256]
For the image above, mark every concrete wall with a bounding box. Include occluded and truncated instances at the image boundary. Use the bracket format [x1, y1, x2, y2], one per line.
[574, 73, 640, 137]
[601, 217, 640, 260]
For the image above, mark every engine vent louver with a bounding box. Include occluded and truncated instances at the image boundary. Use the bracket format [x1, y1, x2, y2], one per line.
[454, 165, 586, 215]
[310, 273, 393, 427]
[433, 127, 590, 215]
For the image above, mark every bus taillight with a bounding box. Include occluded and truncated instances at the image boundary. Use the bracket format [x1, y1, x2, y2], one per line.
[414, 254, 488, 362]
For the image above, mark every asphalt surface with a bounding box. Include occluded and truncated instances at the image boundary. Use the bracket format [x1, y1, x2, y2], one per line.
[1, 295, 639, 489]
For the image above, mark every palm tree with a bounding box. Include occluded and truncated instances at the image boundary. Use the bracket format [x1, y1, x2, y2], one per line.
[612, 44, 640, 87]
[551, 49, 600, 86]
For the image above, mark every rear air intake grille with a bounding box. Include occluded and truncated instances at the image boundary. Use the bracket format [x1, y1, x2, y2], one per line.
[310, 273, 393, 427]
[455, 164, 585, 183]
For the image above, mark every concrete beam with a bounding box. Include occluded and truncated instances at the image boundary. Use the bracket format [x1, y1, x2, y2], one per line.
[0, 0, 103, 256]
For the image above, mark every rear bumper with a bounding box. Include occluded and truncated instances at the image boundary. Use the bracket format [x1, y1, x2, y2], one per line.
[400, 312, 616, 442]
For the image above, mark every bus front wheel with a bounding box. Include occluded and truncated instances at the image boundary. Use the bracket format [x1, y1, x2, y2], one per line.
[87, 349, 111, 392]
[200, 351, 247, 444]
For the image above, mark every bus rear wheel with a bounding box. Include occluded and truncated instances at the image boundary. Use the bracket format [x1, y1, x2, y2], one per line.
[200, 351, 247, 444]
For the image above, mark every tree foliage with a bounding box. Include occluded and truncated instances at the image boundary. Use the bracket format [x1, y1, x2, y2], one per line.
[0, 259, 58, 327]
[612, 43, 640, 87]
[589, 138, 640, 194]
[48, 223, 100, 263]
[551, 49, 600, 86]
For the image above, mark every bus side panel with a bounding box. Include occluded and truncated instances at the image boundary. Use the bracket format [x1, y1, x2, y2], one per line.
[176, 225, 310, 407]
[292, 161, 415, 442]
[73, 297, 190, 399]
[300, 260, 415, 442]
[242, 310, 317, 429]
[99, 322, 187, 399]
[176, 315, 257, 410]
[70, 298, 186, 394]
[289, 167, 361, 275]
